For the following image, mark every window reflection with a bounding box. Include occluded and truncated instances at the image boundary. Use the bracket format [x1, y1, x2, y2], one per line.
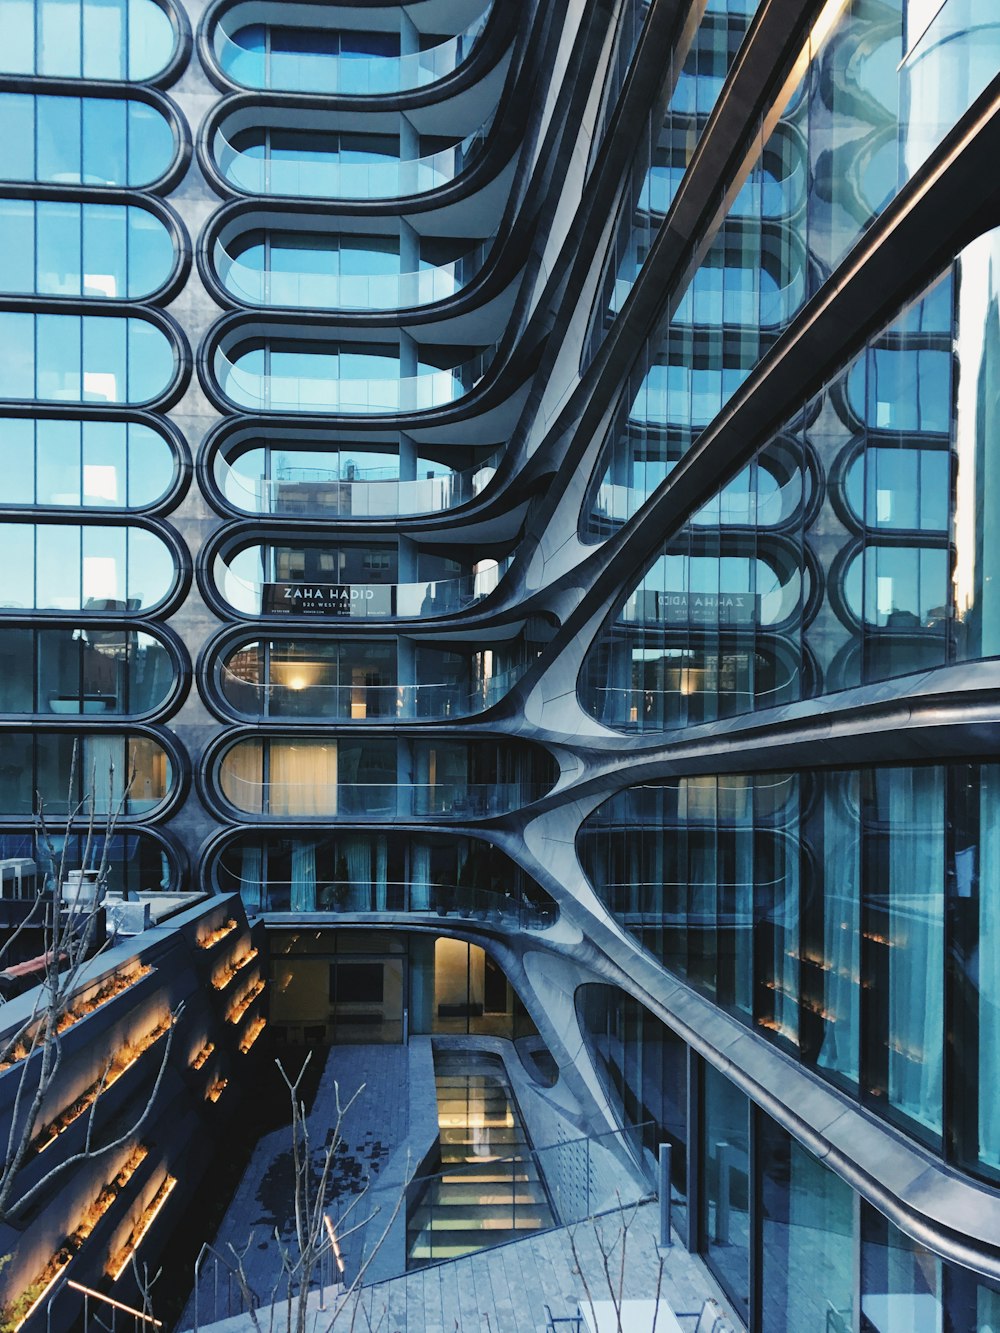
[0, 733, 171, 816]
[0, 201, 175, 300]
[213, 829, 555, 926]
[0, 93, 175, 186]
[0, 418, 176, 508]
[0, 314, 176, 405]
[0, 0, 176, 79]
[0, 625, 175, 716]
[213, 118, 484, 199]
[215, 227, 485, 310]
[215, 337, 484, 414]
[579, 760, 1000, 1179]
[0, 828, 174, 896]
[217, 737, 554, 818]
[214, 7, 491, 95]
[0, 522, 175, 612]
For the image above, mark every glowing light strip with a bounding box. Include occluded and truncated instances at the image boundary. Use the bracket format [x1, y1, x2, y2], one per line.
[35, 1024, 170, 1153]
[108, 1177, 178, 1281]
[198, 919, 238, 949]
[10, 1258, 72, 1330]
[239, 1016, 266, 1054]
[67, 1282, 162, 1326]
[227, 979, 264, 1024]
[323, 1215, 345, 1274]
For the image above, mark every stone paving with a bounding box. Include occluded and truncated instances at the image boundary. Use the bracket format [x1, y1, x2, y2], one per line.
[349, 1200, 737, 1333]
[179, 1044, 422, 1330]
[182, 1202, 738, 1333]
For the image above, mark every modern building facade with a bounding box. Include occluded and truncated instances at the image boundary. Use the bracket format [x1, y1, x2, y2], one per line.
[2, 0, 1000, 1326]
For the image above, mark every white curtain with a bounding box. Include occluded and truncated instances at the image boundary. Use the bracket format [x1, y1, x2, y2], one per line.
[979, 766, 1000, 1167]
[220, 741, 263, 813]
[818, 772, 861, 1083]
[887, 767, 944, 1134]
[345, 837, 370, 908]
[290, 841, 316, 912]
[374, 836, 388, 910]
[410, 842, 431, 910]
[240, 843, 263, 913]
[269, 742, 337, 816]
[82, 735, 125, 814]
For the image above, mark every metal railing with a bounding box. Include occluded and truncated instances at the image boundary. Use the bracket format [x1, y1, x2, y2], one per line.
[217, 774, 551, 819]
[213, 6, 493, 95]
[217, 457, 499, 519]
[213, 868, 558, 928]
[214, 239, 492, 311]
[213, 120, 492, 200]
[214, 349, 491, 415]
[217, 664, 524, 720]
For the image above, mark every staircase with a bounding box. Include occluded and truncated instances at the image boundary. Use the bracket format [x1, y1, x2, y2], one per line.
[406, 1051, 556, 1266]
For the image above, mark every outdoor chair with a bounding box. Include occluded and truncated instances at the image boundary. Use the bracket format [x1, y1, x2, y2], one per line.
[675, 1296, 737, 1333]
[544, 1304, 583, 1332]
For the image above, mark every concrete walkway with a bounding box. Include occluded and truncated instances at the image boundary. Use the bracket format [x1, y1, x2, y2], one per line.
[347, 1201, 737, 1333]
[182, 1203, 738, 1333]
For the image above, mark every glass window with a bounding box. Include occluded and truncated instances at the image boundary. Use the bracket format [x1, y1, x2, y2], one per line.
[0, 0, 176, 77]
[0, 418, 175, 509]
[861, 1205, 942, 1333]
[0, 522, 173, 612]
[0, 200, 35, 294]
[861, 766, 945, 1143]
[759, 1115, 854, 1333]
[0, 314, 175, 405]
[0, 94, 174, 186]
[703, 1062, 750, 1323]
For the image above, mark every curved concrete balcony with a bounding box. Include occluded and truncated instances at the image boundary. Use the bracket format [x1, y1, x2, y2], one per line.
[218, 664, 523, 720]
[214, 866, 557, 929]
[216, 455, 498, 518]
[214, 349, 489, 415]
[218, 774, 551, 819]
[212, 6, 494, 96]
[212, 122, 490, 200]
[213, 238, 492, 311]
[214, 561, 505, 619]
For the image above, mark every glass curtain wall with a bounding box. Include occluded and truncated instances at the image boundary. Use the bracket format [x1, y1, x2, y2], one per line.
[584, 0, 1000, 536]
[581, 220, 1000, 731]
[213, 829, 556, 927]
[579, 760, 1000, 1177]
[577, 983, 1000, 1330]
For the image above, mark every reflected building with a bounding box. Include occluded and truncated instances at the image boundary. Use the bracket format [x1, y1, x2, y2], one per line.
[2, 0, 1000, 1327]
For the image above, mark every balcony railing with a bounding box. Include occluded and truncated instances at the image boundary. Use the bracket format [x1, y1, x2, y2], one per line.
[215, 562, 506, 618]
[217, 775, 551, 818]
[213, 121, 491, 200]
[219, 457, 499, 518]
[219, 664, 524, 719]
[214, 240, 492, 311]
[215, 349, 490, 414]
[214, 6, 493, 95]
[214, 867, 557, 929]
